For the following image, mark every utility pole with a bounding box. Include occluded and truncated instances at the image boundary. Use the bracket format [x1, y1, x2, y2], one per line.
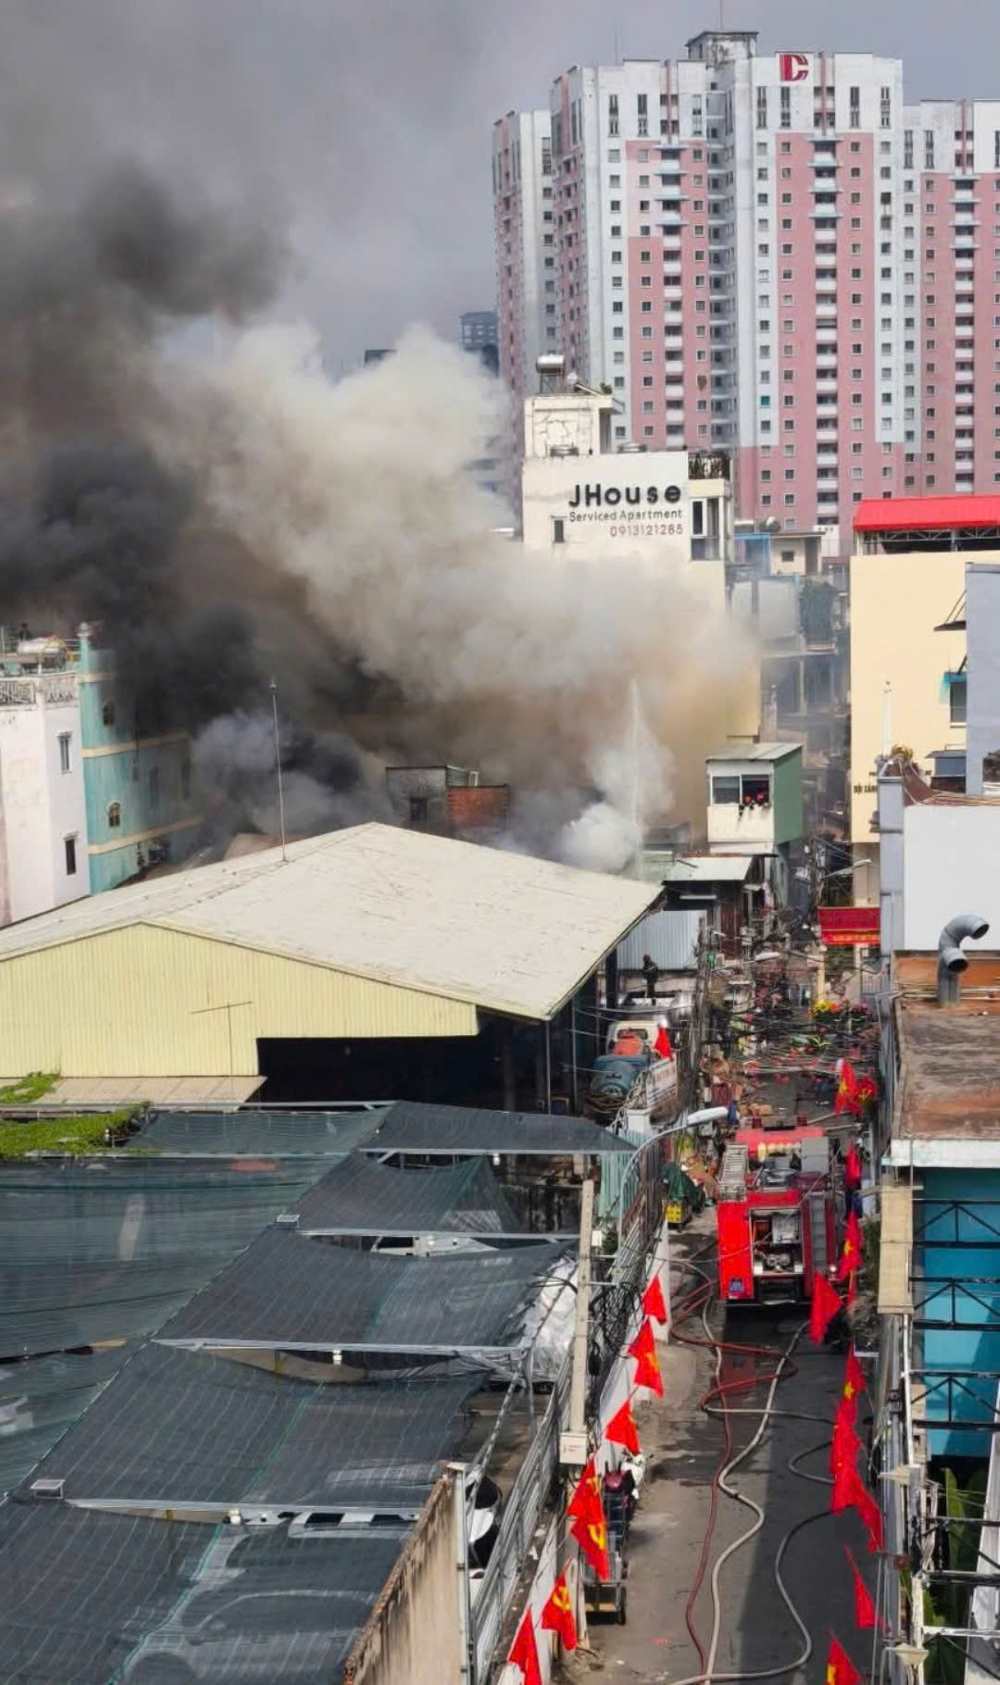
[561, 1177, 595, 1466]
[270, 678, 288, 862]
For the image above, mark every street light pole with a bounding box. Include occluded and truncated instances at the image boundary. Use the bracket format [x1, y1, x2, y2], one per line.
[269, 679, 288, 863]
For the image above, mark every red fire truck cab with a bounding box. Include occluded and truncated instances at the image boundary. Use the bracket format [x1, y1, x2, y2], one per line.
[716, 1126, 836, 1307]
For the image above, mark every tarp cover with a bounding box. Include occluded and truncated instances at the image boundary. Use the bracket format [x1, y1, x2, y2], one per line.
[0, 1160, 332, 1358]
[363, 1100, 631, 1155]
[295, 1151, 523, 1232]
[0, 1345, 130, 1497]
[0, 1503, 403, 1683]
[161, 1228, 566, 1350]
[23, 1342, 476, 1510]
[136, 1108, 383, 1156]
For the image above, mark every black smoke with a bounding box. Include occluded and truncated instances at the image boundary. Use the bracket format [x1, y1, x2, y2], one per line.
[0, 160, 383, 824]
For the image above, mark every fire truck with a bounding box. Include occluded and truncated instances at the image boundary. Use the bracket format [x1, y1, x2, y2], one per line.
[715, 1126, 836, 1307]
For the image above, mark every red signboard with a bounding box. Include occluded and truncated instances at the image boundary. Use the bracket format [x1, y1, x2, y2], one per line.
[818, 906, 880, 948]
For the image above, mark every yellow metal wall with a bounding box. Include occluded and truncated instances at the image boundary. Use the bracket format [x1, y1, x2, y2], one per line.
[0, 924, 479, 1077]
[850, 549, 967, 846]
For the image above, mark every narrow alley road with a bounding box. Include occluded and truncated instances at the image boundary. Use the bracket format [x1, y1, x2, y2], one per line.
[579, 1218, 879, 1685]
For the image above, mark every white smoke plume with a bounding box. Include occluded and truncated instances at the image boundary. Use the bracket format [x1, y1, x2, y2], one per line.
[172, 325, 755, 867]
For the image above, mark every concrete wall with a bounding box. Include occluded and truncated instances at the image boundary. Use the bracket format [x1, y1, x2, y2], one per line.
[849, 550, 967, 842]
[772, 749, 803, 845]
[902, 804, 1000, 950]
[0, 924, 479, 1077]
[0, 689, 87, 925]
[78, 643, 201, 891]
[966, 562, 1000, 795]
[342, 1471, 463, 1685]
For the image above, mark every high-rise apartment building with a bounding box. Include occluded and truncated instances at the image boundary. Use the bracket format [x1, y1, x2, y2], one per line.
[493, 30, 1000, 545]
[492, 110, 555, 405]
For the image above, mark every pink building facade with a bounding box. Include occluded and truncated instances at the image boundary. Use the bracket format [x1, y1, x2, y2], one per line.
[493, 30, 1000, 548]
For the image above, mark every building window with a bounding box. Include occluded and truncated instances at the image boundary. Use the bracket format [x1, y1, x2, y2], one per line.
[780, 87, 791, 130]
[925, 130, 934, 169]
[101, 698, 116, 728]
[880, 86, 892, 128]
[904, 129, 913, 168]
[949, 675, 968, 725]
[58, 732, 71, 774]
[757, 87, 768, 130]
[608, 93, 619, 137]
[107, 801, 121, 829]
[849, 87, 860, 129]
[711, 775, 741, 805]
[63, 835, 77, 877]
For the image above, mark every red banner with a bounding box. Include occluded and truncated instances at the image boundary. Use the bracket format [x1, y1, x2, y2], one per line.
[818, 907, 880, 948]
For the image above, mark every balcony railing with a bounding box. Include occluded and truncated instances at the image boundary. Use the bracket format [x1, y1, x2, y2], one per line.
[0, 673, 78, 709]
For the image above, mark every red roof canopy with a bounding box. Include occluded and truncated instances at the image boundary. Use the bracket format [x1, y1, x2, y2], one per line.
[854, 495, 1000, 533]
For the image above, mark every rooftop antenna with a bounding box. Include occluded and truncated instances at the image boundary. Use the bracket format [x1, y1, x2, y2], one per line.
[880, 680, 893, 757]
[269, 678, 288, 862]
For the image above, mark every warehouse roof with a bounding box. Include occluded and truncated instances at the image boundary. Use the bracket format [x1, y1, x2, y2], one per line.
[0, 822, 657, 1022]
[661, 855, 754, 885]
[705, 741, 802, 764]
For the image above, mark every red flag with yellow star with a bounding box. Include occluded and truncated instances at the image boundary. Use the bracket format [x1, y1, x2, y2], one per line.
[835, 1211, 862, 1283]
[541, 1572, 578, 1651]
[825, 1633, 862, 1685]
[642, 1273, 668, 1325]
[830, 1402, 861, 1479]
[845, 1548, 878, 1630]
[809, 1273, 842, 1344]
[605, 1398, 641, 1455]
[834, 1061, 858, 1117]
[842, 1349, 865, 1416]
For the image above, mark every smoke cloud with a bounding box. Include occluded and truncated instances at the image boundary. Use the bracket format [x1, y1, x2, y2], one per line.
[0, 35, 755, 870]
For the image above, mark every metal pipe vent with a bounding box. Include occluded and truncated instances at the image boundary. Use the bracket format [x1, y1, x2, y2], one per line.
[937, 913, 990, 1005]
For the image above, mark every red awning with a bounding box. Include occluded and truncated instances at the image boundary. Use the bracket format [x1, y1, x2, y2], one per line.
[853, 495, 1000, 533]
[818, 906, 880, 948]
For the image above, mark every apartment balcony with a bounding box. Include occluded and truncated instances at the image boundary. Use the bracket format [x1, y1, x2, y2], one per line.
[816, 324, 838, 344]
[816, 376, 839, 395]
[663, 285, 685, 302]
[816, 302, 838, 320]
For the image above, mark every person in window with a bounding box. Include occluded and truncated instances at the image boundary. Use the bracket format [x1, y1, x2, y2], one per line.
[641, 954, 660, 1000]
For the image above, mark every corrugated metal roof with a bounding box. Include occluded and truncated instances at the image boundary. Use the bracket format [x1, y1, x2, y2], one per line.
[660, 855, 754, 884]
[0, 823, 658, 1023]
[705, 741, 802, 764]
[618, 909, 704, 972]
[854, 495, 1000, 532]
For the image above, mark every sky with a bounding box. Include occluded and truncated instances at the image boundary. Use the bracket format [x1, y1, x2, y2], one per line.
[3, 0, 998, 371]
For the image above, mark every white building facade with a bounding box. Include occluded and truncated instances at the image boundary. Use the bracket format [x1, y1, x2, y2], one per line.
[496, 27, 1000, 541]
[520, 387, 732, 574]
[492, 110, 556, 412]
[0, 671, 87, 925]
